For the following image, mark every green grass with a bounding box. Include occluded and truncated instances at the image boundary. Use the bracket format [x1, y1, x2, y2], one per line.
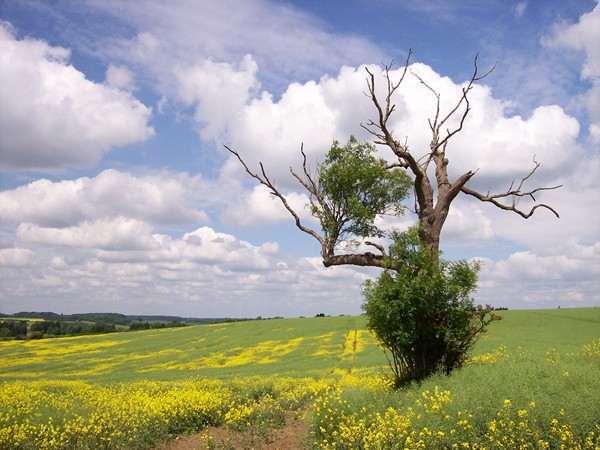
[476, 308, 600, 354]
[1, 308, 598, 383]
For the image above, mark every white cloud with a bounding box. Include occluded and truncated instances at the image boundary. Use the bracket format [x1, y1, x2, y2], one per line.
[0, 23, 154, 171]
[1, 223, 332, 317]
[0, 248, 35, 268]
[0, 169, 209, 228]
[477, 240, 600, 309]
[443, 201, 495, 243]
[174, 55, 260, 140]
[17, 218, 158, 251]
[515, 2, 528, 18]
[92, 0, 386, 90]
[547, 3, 600, 81]
[219, 184, 306, 228]
[105, 64, 137, 90]
[226, 79, 339, 182]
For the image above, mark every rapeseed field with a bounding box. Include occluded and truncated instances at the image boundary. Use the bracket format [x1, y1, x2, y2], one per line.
[0, 309, 598, 449]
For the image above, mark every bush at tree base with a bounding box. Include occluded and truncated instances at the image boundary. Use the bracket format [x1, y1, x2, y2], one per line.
[362, 226, 500, 386]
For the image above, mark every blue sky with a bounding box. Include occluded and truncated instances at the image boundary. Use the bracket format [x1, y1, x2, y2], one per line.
[1, 0, 599, 318]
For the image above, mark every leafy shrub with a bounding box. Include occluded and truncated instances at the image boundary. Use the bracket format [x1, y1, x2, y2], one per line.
[362, 226, 498, 386]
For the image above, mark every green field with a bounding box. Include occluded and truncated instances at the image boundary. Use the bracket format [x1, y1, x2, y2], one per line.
[2, 308, 598, 383]
[1, 308, 599, 449]
[1, 314, 385, 383]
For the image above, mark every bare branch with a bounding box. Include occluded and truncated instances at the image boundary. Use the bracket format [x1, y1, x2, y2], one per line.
[225, 144, 394, 267]
[224, 145, 325, 244]
[362, 49, 413, 159]
[365, 240, 386, 257]
[461, 159, 562, 218]
[413, 54, 494, 155]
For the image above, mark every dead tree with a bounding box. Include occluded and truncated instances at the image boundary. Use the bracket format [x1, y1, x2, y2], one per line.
[226, 50, 561, 268]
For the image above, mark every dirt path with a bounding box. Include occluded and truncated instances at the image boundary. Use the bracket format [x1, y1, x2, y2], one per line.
[158, 411, 310, 450]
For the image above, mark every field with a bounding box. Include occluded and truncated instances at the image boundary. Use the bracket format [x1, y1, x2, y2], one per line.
[1, 308, 599, 449]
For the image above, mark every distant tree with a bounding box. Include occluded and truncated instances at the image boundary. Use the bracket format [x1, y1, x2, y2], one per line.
[129, 321, 151, 331]
[0, 320, 28, 339]
[89, 322, 116, 333]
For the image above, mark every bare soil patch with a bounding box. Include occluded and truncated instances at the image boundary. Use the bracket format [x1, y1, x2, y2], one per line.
[158, 410, 309, 450]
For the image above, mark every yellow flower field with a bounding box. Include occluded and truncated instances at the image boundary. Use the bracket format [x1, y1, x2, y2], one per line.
[0, 312, 598, 449]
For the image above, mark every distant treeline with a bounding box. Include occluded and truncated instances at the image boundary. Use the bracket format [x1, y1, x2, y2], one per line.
[0, 312, 251, 341]
[1, 311, 245, 325]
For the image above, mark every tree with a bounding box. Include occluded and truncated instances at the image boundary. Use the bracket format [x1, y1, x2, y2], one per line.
[227, 135, 412, 267]
[362, 226, 498, 386]
[226, 50, 561, 265]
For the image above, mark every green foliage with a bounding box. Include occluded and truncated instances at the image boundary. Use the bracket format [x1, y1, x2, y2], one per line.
[0, 320, 28, 339]
[362, 226, 497, 386]
[314, 135, 411, 249]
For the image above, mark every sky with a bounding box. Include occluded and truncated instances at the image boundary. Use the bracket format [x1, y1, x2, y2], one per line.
[0, 0, 599, 318]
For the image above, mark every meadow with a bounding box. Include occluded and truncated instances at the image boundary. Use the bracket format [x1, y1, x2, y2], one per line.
[0, 308, 599, 449]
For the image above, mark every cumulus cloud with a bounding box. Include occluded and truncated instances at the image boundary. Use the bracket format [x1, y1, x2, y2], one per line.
[442, 200, 495, 243]
[0, 23, 154, 171]
[0, 248, 35, 268]
[174, 55, 260, 140]
[0, 169, 209, 228]
[1, 224, 329, 317]
[477, 240, 600, 309]
[219, 184, 309, 228]
[18, 218, 158, 251]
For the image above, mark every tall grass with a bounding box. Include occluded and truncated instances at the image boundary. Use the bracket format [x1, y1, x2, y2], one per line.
[311, 340, 600, 449]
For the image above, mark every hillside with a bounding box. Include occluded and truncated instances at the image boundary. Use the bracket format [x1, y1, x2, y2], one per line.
[1, 308, 598, 384]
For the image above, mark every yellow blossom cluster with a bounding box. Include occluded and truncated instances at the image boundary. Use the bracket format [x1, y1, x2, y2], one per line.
[582, 339, 600, 358]
[312, 383, 461, 449]
[0, 376, 329, 449]
[312, 385, 600, 450]
[467, 345, 507, 365]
